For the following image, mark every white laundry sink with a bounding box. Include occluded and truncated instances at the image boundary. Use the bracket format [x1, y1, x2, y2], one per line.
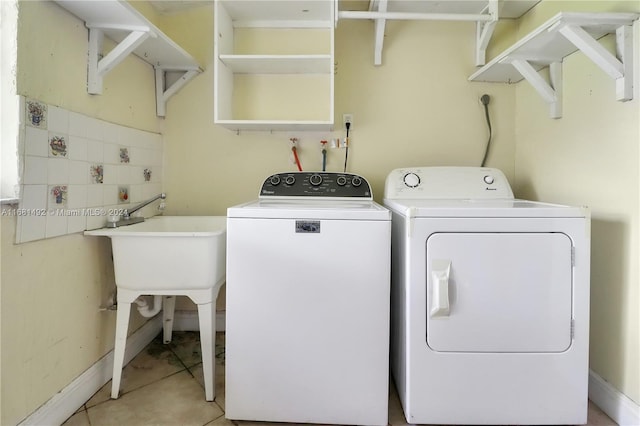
[85, 216, 226, 291]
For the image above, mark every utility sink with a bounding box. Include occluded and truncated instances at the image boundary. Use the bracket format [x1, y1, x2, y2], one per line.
[85, 216, 226, 291]
[86, 215, 226, 402]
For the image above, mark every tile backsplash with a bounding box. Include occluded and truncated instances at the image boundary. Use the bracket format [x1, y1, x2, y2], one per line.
[15, 97, 164, 243]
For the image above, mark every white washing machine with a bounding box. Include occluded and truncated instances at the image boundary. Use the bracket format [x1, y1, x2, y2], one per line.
[384, 167, 590, 425]
[226, 171, 391, 426]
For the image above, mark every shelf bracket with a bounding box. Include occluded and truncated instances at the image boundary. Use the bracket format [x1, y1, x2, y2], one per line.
[558, 23, 634, 101]
[475, 0, 500, 66]
[373, 0, 388, 66]
[155, 67, 200, 117]
[88, 26, 153, 95]
[508, 58, 563, 119]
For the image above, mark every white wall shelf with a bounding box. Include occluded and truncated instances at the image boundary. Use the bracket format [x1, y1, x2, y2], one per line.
[337, 0, 540, 66]
[53, 0, 202, 117]
[469, 12, 639, 119]
[219, 54, 332, 74]
[214, 0, 335, 132]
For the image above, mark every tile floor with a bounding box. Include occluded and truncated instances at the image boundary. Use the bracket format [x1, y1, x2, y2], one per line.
[63, 331, 617, 426]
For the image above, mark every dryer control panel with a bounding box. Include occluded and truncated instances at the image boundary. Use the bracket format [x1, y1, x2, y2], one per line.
[259, 172, 372, 199]
[384, 167, 514, 200]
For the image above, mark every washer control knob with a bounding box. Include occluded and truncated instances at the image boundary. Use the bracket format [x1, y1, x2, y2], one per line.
[351, 177, 363, 187]
[403, 172, 421, 188]
[284, 175, 296, 185]
[269, 175, 281, 186]
[309, 174, 323, 186]
[336, 176, 347, 186]
[483, 175, 495, 185]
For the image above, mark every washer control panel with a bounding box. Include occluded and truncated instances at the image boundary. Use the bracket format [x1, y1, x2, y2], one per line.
[260, 172, 372, 199]
[384, 167, 514, 200]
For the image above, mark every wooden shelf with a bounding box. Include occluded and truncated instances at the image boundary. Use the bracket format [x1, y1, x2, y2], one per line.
[469, 12, 639, 118]
[53, 0, 202, 117]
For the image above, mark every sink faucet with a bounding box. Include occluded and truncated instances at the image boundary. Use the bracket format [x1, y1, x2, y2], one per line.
[108, 193, 166, 228]
[124, 193, 166, 220]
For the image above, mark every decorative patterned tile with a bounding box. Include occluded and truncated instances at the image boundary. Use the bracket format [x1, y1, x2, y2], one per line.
[49, 133, 68, 157]
[49, 185, 68, 207]
[118, 185, 130, 204]
[18, 99, 164, 243]
[90, 164, 103, 184]
[26, 99, 47, 128]
[119, 147, 130, 163]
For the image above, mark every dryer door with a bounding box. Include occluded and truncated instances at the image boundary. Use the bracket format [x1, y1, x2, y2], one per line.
[426, 232, 573, 353]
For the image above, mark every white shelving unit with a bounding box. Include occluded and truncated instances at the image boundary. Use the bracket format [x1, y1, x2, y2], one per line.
[338, 0, 540, 66]
[53, 0, 202, 117]
[214, 0, 335, 132]
[469, 12, 639, 118]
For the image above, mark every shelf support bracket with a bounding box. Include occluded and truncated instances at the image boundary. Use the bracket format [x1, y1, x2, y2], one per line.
[558, 23, 634, 101]
[475, 0, 500, 66]
[509, 58, 563, 119]
[373, 0, 388, 66]
[88, 27, 152, 94]
[155, 67, 200, 117]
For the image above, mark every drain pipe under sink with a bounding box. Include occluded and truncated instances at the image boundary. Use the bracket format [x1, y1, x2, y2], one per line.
[134, 295, 162, 317]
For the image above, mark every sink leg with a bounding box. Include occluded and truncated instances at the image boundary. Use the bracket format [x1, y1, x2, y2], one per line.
[163, 296, 176, 344]
[197, 301, 215, 401]
[112, 301, 131, 399]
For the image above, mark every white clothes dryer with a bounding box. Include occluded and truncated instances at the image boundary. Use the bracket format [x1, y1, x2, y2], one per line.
[384, 167, 590, 425]
[226, 172, 391, 426]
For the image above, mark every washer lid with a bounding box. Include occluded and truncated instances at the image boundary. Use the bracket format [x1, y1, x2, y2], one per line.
[384, 198, 588, 218]
[227, 199, 391, 221]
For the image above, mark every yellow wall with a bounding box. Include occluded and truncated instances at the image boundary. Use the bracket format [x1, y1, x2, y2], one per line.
[158, 9, 516, 215]
[512, 1, 640, 405]
[1, 1, 159, 423]
[4, 0, 639, 423]
[154, 5, 517, 312]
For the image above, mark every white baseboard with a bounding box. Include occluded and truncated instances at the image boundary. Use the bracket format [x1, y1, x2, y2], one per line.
[26, 316, 635, 426]
[589, 369, 640, 426]
[18, 310, 226, 426]
[19, 316, 162, 426]
[172, 309, 226, 332]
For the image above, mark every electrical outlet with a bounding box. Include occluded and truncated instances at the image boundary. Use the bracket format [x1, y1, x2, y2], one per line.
[343, 113, 353, 127]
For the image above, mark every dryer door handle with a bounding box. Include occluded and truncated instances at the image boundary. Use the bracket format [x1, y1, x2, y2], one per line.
[431, 260, 451, 317]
